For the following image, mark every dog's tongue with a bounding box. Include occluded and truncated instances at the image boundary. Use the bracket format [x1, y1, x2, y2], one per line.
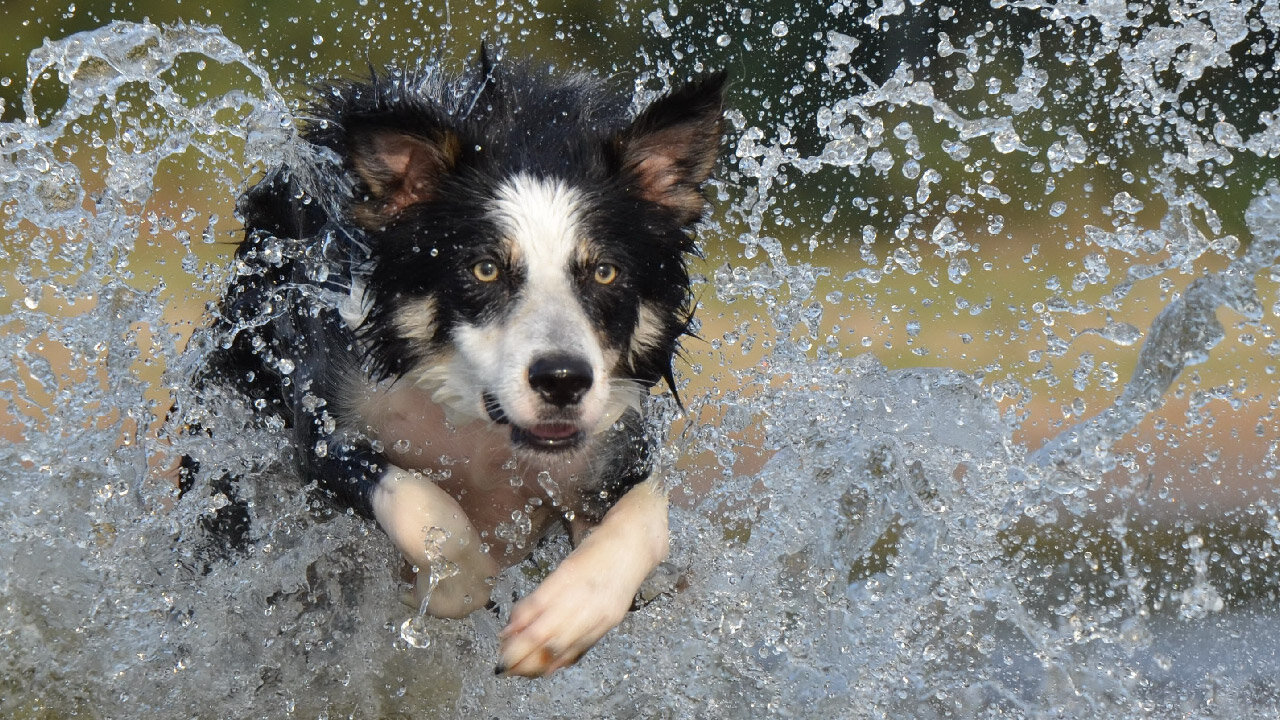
[529, 423, 579, 440]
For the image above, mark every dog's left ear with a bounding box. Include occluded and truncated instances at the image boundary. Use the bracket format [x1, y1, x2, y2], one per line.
[615, 72, 727, 226]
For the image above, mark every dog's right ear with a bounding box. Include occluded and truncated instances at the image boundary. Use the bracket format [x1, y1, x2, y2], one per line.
[347, 125, 461, 229]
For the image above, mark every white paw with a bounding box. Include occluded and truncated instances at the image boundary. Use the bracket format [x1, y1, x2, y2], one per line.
[496, 553, 636, 677]
[495, 476, 669, 677]
[371, 467, 499, 618]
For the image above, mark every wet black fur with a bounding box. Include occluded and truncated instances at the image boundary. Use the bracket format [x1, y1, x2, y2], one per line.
[196, 55, 724, 528]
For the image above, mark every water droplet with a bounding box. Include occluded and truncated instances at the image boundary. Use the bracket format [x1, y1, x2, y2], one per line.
[1092, 321, 1142, 346]
[399, 615, 432, 649]
[647, 10, 672, 37]
[1111, 191, 1144, 214]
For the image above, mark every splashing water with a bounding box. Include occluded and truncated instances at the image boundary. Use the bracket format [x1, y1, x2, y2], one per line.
[4, 4, 1280, 717]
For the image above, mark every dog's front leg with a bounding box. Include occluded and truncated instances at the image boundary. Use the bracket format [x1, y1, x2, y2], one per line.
[497, 475, 669, 677]
[372, 466, 500, 618]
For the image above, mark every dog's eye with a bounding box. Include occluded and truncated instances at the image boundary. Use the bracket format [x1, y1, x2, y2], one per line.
[593, 262, 620, 285]
[472, 260, 500, 282]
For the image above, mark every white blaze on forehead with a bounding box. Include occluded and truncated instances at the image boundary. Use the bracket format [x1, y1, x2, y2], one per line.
[490, 173, 589, 279]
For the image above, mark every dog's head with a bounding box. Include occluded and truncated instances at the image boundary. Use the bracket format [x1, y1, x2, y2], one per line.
[314, 61, 725, 454]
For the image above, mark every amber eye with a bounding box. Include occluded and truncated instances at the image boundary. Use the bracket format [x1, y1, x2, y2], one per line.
[593, 262, 620, 285]
[472, 260, 500, 282]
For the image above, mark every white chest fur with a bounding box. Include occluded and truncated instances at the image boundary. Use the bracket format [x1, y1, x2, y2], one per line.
[350, 379, 591, 557]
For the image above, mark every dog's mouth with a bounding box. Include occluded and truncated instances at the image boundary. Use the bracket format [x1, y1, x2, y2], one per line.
[513, 422, 586, 450]
[483, 392, 585, 452]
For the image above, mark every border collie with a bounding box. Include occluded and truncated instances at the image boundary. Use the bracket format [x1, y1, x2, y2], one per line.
[197, 52, 725, 677]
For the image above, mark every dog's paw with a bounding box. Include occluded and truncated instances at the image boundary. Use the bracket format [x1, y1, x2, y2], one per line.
[495, 551, 636, 677]
[496, 477, 670, 677]
[372, 467, 499, 618]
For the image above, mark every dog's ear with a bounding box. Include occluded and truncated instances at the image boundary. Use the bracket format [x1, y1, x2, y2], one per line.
[347, 126, 461, 228]
[615, 72, 727, 226]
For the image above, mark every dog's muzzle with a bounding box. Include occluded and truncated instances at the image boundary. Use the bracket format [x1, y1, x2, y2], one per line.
[481, 351, 593, 452]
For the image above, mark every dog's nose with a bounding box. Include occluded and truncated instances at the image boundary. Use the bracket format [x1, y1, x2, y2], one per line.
[528, 354, 593, 407]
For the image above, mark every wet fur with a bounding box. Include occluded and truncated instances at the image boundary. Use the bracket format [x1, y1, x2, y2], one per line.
[198, 55, 725, 676]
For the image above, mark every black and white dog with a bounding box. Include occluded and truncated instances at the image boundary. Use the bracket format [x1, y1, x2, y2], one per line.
[198, 53, 724, 677]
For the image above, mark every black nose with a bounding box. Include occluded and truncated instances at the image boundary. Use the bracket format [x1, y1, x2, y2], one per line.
[528, 354, 593, 407]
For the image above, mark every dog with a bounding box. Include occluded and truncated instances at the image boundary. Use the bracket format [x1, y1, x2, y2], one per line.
[195, 51, 725, 677]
